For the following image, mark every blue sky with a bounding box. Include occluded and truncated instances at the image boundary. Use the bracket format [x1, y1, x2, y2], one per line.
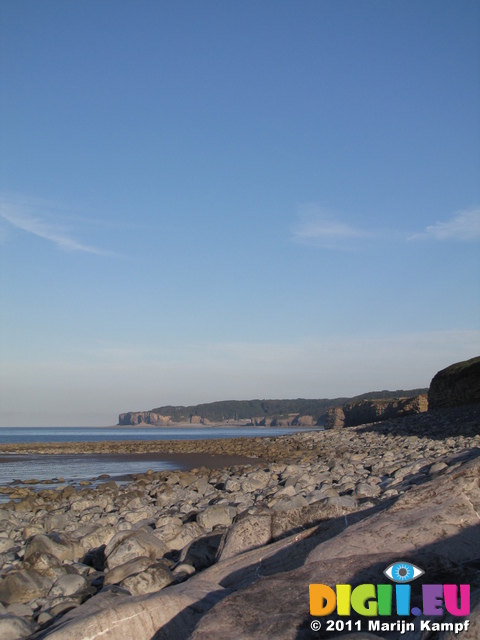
[1, 0, 479, 426]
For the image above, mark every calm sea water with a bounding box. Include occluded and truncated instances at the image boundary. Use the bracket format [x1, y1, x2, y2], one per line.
[0, 426, 318, 497]
[0, 425, 314, 445]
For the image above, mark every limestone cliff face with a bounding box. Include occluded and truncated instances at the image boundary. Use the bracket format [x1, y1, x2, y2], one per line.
[428, 355, 480, 409]
[118, 412, 212, 426]
[324, 406, 346, 429]
[251, 415, 317, 427]
[324, 395, 428, 429]
[118, 412, 171, 426]
[189, 415, 212, 425]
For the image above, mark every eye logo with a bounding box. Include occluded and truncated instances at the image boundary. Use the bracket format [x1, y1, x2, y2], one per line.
[384, 561, 424, 583]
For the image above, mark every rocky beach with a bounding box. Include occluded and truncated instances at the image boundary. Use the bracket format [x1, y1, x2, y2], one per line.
[0, 406, 480, 640]
[0, 358, 479, 640]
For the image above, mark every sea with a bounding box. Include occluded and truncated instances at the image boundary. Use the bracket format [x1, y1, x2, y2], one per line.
[0, 426, 319, 497]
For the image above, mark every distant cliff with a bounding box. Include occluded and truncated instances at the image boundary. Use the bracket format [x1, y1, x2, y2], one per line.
[118, 388, 428, 426]
[118, 412, 172, 426]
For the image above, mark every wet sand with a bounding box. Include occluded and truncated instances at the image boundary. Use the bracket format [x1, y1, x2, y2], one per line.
[0, 451, 264, 491]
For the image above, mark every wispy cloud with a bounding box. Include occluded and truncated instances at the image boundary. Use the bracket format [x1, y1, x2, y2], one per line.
[292, 204, 480, 249]
[409, 208, 480, 242]
[0, 195, 115, 255]
[292, 206, 370, 248]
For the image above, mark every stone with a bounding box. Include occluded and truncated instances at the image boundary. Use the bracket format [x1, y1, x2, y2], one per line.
[24, 533, 83, 563]
[120, 562, 173, 596]
[153, 515, 183, 542]
[5, 602, 34, 617]
[271, 495, 308, 512]
[70, 498, 93, 512]
[240, 477, 269, 493]
[123, 507, 156, 524]
[179, 531, 226, 571]
[105, 530, 169, 570]
[0, 538, 17, 554]
[44, 513, 71, 533]
[196, 505, 236, 531]
[103, 556, 153, 586]
[49, 574, 88, 597]
[165, 522, 204, 551]
[219, 514, 272, 561]
[0, 613, 35, 640]
[354, 482, 381, 498]
[0, 569, 52, 604]
[23, 551, 67, 580]
[48, 598, 81, 617]
[80, 525, 117, 552]
[172, 563, 196, 577]
[429, 461, 448, 474]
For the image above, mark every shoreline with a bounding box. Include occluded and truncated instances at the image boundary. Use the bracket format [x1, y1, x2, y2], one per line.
[0, 430, 321, 459]
[0, 451, 265, 499]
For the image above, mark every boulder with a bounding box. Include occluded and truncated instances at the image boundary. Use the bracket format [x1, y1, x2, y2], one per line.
[24, 533, 83, 562]
[120, 562, 173, 596]
[105, 530, 169, 570]
[179, 531, 226, 571]
[219, 514, 272, 561]
[0, 569, 52, 604]
[0, 614, 35, 640]
[80, 525, 117, 553]
[0, 538, 17, 554]
[165, 522, 204, 551]
[49, 574, 88, 598]
[104, 556, 153, 586]
[428, 356, 480, 409]
[23, 550, 68, 580]
[153, 516, 183, 542]
[196, 505, 236, 531]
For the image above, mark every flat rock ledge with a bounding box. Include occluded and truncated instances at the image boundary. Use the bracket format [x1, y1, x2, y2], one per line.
[0, 405, 478, 640]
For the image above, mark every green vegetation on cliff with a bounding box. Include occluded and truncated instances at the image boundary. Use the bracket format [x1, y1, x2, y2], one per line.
[151, 388, 428, 423]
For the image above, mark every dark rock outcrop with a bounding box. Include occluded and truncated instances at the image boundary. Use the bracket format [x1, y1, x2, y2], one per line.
[324, 395, 428, 429]
[428, 355, 480, 409]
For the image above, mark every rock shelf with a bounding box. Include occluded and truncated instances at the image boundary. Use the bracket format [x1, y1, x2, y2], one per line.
[0, 404, 479, 639]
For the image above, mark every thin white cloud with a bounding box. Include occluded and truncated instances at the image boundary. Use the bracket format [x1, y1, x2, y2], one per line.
[292, 206, 370, 248]
[408, 208, 480, 242]
[0, 196, 115, 255]
[293, 205, 480, 248]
